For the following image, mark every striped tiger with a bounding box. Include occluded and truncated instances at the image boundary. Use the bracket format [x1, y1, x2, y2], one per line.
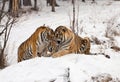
[51, 26, 83, 58]
[80, 37, 91, 54]
[51, 26, 91, 58]
[41, 40, 58, 57]
[17, 26, 54, 62]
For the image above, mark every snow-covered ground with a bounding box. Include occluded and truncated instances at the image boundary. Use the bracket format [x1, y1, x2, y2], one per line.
[0, 0, 120, 82]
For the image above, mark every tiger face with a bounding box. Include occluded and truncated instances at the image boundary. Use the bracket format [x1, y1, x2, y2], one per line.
[52, 26, 82, 58]
[41, 40, 58, 57]
[18, 26, 55, 62]
[54, 26, 74, 44]
[80, 37, 91, 54]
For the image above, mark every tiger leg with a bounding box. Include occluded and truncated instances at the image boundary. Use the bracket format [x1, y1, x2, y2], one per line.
[17, 47, 24, 62]
[84, 47, 90, 54]
[18, 53, 22, 62]
[32, 44, 38, 58]
[52, 50, 71, 58]
[84, 37, 91, 54]
[81, 37, 91, 55]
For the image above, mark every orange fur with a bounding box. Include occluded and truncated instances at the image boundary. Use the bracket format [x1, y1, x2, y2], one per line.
[18, 26, 54, 62]
[41, 40, 58, 57]
[80, 37, 91, 54]
[52, 26, 83, 58]
[52, 26, 91, 58]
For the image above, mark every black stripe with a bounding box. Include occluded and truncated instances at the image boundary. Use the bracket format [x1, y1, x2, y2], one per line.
[29, 45, 33, 55]
[59, 37, 72, 50]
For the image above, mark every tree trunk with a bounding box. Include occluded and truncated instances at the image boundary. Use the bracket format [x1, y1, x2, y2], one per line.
[23, 0, 32, 6]
[82, 0, 85, 2]
[0, 52, 5, 69]
[47, 0, 59, 7]
[0, 0, 6, 69]
[51, 0, 55, 12]
[12, 0, 19, 17]
[91, 0, 96, 3]
[8, 0, 12, 12]
[72, 0, 75, 33]
[0, 0, 6, 22]
[8, 0, 19, 17]
[34, 0, 37, 10]
[46, 0, 51, 6]
[92, 0, 95, 3]
[72, 0, 74, 4]
[19, 0, 21, 9]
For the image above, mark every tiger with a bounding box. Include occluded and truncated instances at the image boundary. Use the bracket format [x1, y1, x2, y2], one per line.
[51, 26, 84, 58]
[41, 40, 58, 57]
[80, 37, 91, 54]
[17, 26, 55, 62]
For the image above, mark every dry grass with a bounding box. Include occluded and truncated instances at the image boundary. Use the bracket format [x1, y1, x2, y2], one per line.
[91, 36, 104, 45]
[105, 14, 120, 38]
[111, 46, 120, 52]
[86, 73, 120, 82]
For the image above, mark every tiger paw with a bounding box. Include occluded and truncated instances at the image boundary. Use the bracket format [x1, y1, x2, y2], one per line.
[52, 54, 60, 58]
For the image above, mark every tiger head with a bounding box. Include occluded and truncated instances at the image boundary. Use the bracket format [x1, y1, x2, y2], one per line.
[80, 37, 91, 54]
[35, 26, 55, 43]
[41, 40, 58, 57]
[54, 26, 74, 45]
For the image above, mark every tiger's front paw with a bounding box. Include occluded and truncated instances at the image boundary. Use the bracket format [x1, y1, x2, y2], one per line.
[52, 54, 60, 58]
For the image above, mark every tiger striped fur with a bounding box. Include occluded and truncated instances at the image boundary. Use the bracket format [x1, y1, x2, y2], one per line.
[51, 26, 83, 58]
[79, 37, 91, 54]
[51, 26, 91, 58]
[17, 26, 54, 62]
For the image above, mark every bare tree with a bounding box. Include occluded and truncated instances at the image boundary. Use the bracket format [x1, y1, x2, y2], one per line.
[46, 0, 51, 6]
[46, 0, 59, 6]
[0, 0, 6, 21]
[91, 0, 96, 3]
[51, 0, 55, 12]
[0, 0, 6, 69]
[72, 0, 74, 4]
[8, 0, 19, 17]
[8, 0, 38, 16]
[0, 0, 15, 69]
[76, 1, 80, 35]
[19, 0, 22, 9]
[72, 0, 75, 33]
[23, 0, 32, 6]
[33, 0, 38, 10]
[82, 0, 85, 2]
[69, 0, 80, 34]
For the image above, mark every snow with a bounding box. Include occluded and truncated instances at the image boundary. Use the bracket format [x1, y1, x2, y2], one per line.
[0, 0, 120, 82]
[0, 54, 120, 82]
